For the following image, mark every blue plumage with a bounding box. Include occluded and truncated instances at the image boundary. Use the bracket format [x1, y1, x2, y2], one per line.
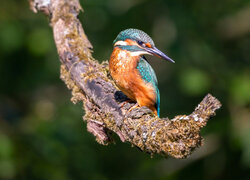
[137, 56, 160, 116]
[114, 29, 155, 46]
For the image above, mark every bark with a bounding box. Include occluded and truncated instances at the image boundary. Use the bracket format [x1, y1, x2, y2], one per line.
[29, 0, 222, 158]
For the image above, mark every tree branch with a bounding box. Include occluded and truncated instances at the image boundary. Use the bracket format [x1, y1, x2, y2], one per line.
[29, 0, 222, 158]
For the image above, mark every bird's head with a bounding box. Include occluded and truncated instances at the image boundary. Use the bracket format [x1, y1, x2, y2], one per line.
[113, 28, 175, 63]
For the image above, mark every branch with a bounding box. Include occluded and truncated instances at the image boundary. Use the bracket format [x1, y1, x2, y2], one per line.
[29, 0, 222, 158]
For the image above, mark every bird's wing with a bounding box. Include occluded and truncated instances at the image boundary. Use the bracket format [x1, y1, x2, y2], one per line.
[137, 56, 158, 86]
[137, 56, 160, 116]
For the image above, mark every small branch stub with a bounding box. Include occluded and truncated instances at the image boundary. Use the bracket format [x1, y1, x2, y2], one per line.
[30, 0, 222, 158]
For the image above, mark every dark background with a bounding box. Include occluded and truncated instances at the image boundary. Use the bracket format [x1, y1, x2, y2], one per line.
[0, 0, 250, 179]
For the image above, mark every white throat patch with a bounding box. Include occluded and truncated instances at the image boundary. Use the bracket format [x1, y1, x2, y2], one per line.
[130, 51, 151, 56]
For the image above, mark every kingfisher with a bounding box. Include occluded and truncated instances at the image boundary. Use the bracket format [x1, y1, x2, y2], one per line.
[109, 28, 174, 117]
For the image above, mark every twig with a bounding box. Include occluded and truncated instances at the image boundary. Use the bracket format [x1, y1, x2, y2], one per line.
[29, 0, 222, 158]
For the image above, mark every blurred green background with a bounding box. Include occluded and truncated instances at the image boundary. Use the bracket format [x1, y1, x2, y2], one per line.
[0, 0, 250, 179]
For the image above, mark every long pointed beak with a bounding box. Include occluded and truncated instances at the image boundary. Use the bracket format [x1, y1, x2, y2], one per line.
[145, 47, 175, 63]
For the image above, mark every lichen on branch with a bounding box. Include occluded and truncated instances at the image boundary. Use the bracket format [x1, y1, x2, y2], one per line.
[30, 0, 222, 158]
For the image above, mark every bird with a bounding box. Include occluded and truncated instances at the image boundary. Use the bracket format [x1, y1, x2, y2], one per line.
[109, 28, 174, 117]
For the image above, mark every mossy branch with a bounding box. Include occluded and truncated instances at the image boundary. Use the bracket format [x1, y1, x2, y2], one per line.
[30, 0, 222, 158]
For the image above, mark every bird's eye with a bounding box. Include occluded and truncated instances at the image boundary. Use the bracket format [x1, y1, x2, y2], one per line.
[137, 40, 146, 47]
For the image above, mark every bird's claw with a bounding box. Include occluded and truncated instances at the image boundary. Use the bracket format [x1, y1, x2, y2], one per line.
[119, 99, 133, 108]
[127, 103, 139, 113]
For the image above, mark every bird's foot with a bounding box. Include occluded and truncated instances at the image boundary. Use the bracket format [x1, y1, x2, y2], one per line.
[119, 99, 133, 108]
[127, 103, 139, 113]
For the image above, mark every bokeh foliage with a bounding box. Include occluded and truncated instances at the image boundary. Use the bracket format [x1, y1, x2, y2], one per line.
[0, 0, 250, 179]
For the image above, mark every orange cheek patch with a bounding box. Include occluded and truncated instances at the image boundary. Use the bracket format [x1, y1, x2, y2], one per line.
[145, 43, 152, 48]
[125, 39, 138, 46]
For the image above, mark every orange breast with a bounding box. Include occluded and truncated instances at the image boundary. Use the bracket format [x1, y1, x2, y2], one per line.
[109, 47, 157, 114]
